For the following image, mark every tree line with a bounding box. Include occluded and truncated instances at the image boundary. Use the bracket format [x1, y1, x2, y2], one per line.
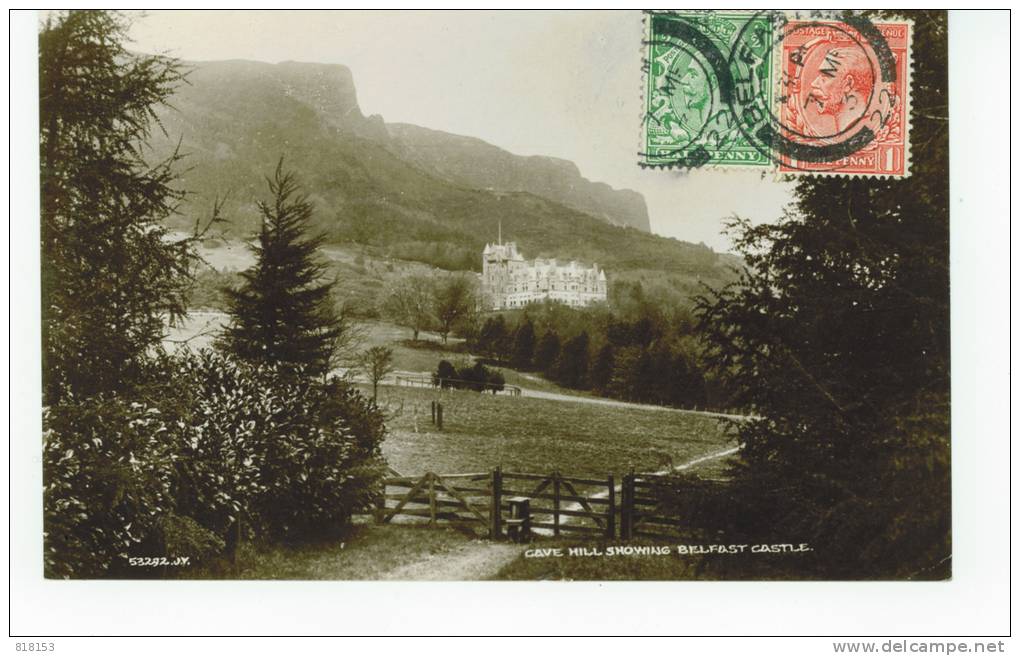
[469, 303, 716, 411]
[382, 271, 477, 343]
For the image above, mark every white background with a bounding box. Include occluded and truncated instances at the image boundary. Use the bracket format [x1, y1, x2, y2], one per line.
[5, 4, 1014, 650]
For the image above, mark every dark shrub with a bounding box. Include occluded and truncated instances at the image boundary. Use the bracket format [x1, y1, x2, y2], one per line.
[159, 350, 387, 544]
[432, 359, 457, 389]
[43, 396, 177, 578]
[43, 349, 389, 577]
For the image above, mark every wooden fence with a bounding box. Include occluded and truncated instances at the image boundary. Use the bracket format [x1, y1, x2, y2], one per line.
[619, 473, 686, 540]
[373, 467, 714, 541]
[375, 468, 615, 540]
[393, 374, 522, 397]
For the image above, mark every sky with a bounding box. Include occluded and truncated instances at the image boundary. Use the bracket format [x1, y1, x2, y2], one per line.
[125, 10, 794, 252]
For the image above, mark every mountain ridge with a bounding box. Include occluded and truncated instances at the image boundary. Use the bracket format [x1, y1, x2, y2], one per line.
[150, 58, 731, 295]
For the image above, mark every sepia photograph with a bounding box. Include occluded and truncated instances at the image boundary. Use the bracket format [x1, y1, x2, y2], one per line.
[10, 5, 1012, 643]
[34, 8, 949, 584]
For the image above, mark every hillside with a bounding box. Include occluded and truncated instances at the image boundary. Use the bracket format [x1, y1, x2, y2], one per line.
[385, 123, 650, 232]
[151, 59, 731, 286]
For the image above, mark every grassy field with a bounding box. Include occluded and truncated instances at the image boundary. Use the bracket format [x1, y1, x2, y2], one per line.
[357, 320, 471, 374]
[367, 383, 735, 479]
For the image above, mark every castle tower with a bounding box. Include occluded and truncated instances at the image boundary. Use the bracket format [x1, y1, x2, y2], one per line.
[481, 225, 606, 310]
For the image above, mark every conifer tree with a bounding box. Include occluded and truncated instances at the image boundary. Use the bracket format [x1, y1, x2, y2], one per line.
[40, 10, 192, 403]
[510, 317, 536, 370]
[696, 11, 949, 578]
[534, 331, 561, 375]
[589, 344, 615, 394]
[554, 331, 590, 388]
[220, 160, 342, 377]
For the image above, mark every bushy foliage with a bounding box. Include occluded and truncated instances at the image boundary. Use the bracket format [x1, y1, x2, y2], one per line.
[155, 350, 387, 543]
[432, 360, 458, 389]
[432, 359, 504, 393]
[43, 397, 177, 578]
[43, 350, 388, 577]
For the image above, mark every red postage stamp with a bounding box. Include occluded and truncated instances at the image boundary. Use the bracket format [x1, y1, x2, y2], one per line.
[776, 18, 912, 176]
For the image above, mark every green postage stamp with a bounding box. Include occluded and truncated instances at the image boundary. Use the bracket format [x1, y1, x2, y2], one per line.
[642, 11, 774, 168]
[642, 11, 912, 176]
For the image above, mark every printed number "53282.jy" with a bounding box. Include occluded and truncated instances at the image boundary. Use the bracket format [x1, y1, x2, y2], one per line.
[127, 556, 190, 567]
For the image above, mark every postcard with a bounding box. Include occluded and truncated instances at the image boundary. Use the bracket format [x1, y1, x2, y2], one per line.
[35, 9, 949, 587]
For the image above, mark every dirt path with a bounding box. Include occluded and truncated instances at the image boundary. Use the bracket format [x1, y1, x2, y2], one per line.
[518, 387, 752, 421]
[375, 370, 754, 421]
[380, 540, 523, 581]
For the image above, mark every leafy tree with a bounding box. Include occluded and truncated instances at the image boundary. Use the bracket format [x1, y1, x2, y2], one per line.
[219, 160, 343, 378]
[606, 345, 653, 401]
[383, 273, 435, 341]
[39, 10, 193, 403]
[432, 359, 457, 389]
[358, 346, 394, 402]
[695, 11, 950, 579]
[533, 331, 561, 375]
[432, 274, 476, 343]
[668, 351, 706, 409]
[510, 317, 536, 369]
[455, 361, 504, 393]
[589, 343, 615, 394]
[645, 340, 676, 405]
[477, 315, 509, 360]
[554, 331, 590, 388]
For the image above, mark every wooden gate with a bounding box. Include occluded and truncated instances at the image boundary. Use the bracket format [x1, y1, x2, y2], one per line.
[620, 473, 691, 540]
[375, 468, 713, 541]
[377, 471, 492, 529]
[497, 471, 615, 539]
[375, 468, 616, 540]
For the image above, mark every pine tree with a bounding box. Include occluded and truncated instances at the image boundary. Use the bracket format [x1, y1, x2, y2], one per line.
[554, 331, 590, 388]
[40, 10, 192, 403]
[510, 317, 536, 370]
[534, 331, 561, 375]
[220, 160, 342, 377]
[696, 11, 949, 578]
[477, 316, 508, 360]
[589, 343, 615, 394]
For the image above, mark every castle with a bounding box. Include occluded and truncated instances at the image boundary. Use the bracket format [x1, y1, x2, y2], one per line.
[480, 228, 607, 310]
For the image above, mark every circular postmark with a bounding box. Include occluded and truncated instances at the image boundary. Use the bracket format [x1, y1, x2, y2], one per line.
[645, 40, 717, 155]
[642, 12, 759, 169]
[728, 11, 901, 171]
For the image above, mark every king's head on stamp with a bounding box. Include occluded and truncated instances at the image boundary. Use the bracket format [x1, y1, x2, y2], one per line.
[806, 46, 874, 133]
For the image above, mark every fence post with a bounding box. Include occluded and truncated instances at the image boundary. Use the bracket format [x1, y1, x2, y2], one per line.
[506, 497, 531, 544]
[431, 400, 436, 425]
[374, 483, 386, 525]
[436, 402, 444, 431]
[428, 473, 436, 526]
[490, 467, 503, 540]
[606, 474, 616, 539]
[621, 473, 633, 541]
[553, 471, 561, 537]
